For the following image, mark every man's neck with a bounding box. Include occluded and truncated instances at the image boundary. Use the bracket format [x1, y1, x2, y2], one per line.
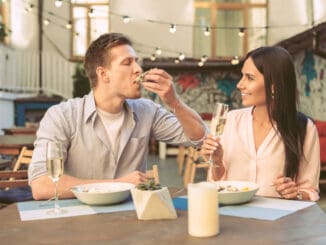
[93, 88, 125, 114]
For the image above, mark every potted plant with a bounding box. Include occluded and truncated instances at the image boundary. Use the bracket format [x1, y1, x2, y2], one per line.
[131, 178, 177, 220]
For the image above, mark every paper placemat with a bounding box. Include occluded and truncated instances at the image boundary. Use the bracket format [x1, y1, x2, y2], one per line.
[17, 199, 135, 221]
[17, 195, 315, 221]
[173, 195, 315, 221]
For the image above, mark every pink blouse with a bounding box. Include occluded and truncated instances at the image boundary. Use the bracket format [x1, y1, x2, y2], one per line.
[208, 107, 320, 201]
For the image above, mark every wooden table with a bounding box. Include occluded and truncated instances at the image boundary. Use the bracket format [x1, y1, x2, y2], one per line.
[2, 127, 37, 135]
[0, 135, 36, 156]
[0, 200, 325, 244]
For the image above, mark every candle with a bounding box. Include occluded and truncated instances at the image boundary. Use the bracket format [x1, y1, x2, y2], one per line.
[188, 182, 219, 237]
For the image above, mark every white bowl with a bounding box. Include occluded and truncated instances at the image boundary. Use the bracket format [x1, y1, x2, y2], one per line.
[71, 182, 135, 206]
[198, 181, 259, 205]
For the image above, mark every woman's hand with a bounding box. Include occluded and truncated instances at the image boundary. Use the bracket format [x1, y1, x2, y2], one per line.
[273, 175, 300, 199]
[200, 134, 223, 165]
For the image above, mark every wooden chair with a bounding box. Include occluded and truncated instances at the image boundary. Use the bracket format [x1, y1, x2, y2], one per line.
[183, 147, 209, 187]
[176, 145, 187, 176]
[146, 164, 160, 184]
[0, 170, 28, 189]
[0, 147, 33, 190]
[13, 146, 33, 171]
[0, 159, 12, 170]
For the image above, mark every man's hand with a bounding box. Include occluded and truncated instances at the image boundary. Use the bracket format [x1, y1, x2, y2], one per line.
[116, 171, 149, 185]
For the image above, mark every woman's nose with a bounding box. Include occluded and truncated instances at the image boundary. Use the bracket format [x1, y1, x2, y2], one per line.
[237, 78, 244, 89]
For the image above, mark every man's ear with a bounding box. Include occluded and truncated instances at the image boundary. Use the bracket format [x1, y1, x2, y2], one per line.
[96, 66, 109, 82]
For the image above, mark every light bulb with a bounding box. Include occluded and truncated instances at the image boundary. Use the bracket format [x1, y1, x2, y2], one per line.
[201, 55, 208, 62]
[66, 21, 72, 29]
[43, 19, 50, 26]
[231, 56, 239, 65]
[123, 16, 131, 23]
[150, 54, 156, 61]
[238, 28, 245, 37]
[204, 27, 210, 36]
[88, 8, 95, 17]
[155, 47, 162, 55]
[169, 24, 176, 33]
[55, 0, 63, 8]
[178, 53, 185, 61]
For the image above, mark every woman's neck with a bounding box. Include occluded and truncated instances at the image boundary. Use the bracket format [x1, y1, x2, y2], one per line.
[252, 106, 271, 125]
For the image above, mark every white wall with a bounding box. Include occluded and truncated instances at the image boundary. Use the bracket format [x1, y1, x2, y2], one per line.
[110, 0, 194, 57]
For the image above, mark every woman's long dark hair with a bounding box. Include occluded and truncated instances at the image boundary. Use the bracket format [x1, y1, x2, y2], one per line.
[244, 46, 307, 179]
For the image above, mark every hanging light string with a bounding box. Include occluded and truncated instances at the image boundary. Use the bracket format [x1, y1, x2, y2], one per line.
[18, 0, 325, 66]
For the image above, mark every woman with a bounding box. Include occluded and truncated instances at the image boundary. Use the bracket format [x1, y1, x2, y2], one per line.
[201, 46, 320, 201]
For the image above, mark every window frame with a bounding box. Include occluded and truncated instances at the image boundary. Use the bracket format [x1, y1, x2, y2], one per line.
[194, 0, 267, 58]
[70, 2, 110, 61]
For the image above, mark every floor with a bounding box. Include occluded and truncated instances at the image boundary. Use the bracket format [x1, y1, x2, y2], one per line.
[148, 154, 326, 213]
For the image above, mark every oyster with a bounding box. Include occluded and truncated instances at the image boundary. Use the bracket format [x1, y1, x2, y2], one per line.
[135, 71, 149, 84]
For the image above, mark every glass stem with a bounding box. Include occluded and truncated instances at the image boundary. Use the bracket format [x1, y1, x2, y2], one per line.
[54, 181, 60, 213]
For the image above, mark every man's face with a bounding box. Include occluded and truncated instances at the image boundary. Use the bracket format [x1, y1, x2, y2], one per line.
[104, 44, 142, 99]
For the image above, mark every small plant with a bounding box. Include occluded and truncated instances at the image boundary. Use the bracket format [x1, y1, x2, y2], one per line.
[136, 178, 161, 190]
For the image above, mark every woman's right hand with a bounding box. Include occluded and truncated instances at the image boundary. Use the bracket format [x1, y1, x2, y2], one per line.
[200, 134, 224, 165]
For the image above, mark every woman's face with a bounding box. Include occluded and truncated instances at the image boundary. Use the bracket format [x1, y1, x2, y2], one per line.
[237, 57, 266, 107]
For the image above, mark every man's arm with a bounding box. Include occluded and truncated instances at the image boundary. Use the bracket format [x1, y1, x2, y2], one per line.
[142, 68, 207, 141]
[30, 171, 149, 200]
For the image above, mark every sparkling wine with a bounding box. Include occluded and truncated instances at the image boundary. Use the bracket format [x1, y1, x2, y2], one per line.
[210, 117, 226, 137]
[47, 159, 63, 182]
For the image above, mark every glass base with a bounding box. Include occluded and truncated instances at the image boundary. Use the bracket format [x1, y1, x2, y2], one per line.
[46, 208, 67, 215]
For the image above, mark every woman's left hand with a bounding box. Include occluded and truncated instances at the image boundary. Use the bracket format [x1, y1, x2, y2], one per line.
[273, 174, 299, 199]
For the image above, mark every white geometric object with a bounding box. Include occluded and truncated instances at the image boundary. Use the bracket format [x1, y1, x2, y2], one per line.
[131, 187, 177, 220]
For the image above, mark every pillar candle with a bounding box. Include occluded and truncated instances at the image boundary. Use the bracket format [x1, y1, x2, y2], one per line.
[188, 182, 219, 237]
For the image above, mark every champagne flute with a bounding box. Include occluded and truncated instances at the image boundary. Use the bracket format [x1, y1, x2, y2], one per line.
[46, 142, 66, 215]
[208, 103, 229, 165]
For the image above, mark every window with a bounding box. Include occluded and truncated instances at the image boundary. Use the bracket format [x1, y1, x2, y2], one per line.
[71, 0, 109, 60]
[194, 0, 267, 58]
[0, 0, 9, 44]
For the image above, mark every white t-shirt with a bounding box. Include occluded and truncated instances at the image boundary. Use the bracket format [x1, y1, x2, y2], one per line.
[97, 108, 125, 161]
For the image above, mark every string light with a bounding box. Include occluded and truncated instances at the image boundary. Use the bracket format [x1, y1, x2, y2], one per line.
[123, 15, 131, 23]
[198, 61, 204, 67]
[150, 54, 156, 61]
[178, 53, 185, 61]
[238, 27, 245, 37]
[201, 55, 208, 62]
[155, 47, 162, 55]
[204, 26, 211, 36]
[43, 19, 50, 26]
[54, 0, 63, 8]
[231, 56, 240, 65]
[20, 0, 318, 63]
[88, 8, 95, 17]
[169, 24, 177, 33]
[25, 3, 34, 12]
[65, 21, 72, 29]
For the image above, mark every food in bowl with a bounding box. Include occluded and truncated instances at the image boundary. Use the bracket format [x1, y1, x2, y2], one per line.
[71, 182, 135, 205]
[198, 181, 259, 205]
[216, 185, 250, 193]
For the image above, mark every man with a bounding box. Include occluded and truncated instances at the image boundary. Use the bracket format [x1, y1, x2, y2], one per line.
[28, 33, 207, 200]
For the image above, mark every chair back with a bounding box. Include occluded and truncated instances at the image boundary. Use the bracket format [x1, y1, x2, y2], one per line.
[0, 170, 28, 189]
[13, 147, 33, 171]
[0, 147, 33, 190]
[146, 164, 160, 184]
